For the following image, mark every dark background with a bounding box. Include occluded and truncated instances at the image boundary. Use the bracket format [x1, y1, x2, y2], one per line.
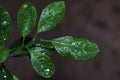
[0, 0, 120, 80]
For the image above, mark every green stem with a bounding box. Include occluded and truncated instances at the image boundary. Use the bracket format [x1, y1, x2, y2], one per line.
[22, 37, 25, 47]
[40, 39, 51, 42]
[33, 33, 38, 40]
[24, 39, 34, 48]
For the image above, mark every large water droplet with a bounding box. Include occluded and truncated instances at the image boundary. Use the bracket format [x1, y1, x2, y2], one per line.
[3, 38, 7, 41]
[2, 21, 7, 25]
[45, 68, 50, 72]
[23, 4, 28, 8]
[4, 75, 7, 78]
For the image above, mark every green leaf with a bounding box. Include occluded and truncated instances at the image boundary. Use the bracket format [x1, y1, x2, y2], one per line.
[13, 75, 19, 80]
[51, 36, 99, 61]
[37, 1, 65, 33]
[17, 3, 37, 37]
[29, 47, 55, 78]
[0, 7, 12, 42]
[0, 66, 13, 80]
[0, 46, 9, 63]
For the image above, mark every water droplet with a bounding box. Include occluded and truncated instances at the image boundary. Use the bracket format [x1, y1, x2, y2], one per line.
[3, 38, 6, 41]
[44, 68, 51, 76]
[4, 75, 7, 78]
[5, 11, 8, 14]
[2, 21, 7, 25]
[45, 68, 50, 72]
[23, 4, 28, 8]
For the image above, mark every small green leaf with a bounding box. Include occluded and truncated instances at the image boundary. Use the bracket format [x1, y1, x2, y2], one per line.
[0, 46, 9, 63]
[17, 3, 37, 37]
[0, 66, 13, 80]
[51, 36, 99, 61]
[29, 47, 55, 78]
[37, 1, 65, 33]
[0, 7, 12, 42]
[13, 75, 19, 80]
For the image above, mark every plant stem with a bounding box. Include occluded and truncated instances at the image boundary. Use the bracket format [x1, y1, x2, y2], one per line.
[24, 39, 34, 48]
[33, 33, 38, 40]
[40, 39, 51, 42]
[22, 37, 25, 47]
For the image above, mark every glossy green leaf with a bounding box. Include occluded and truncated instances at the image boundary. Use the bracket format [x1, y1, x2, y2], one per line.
[0, 7, 12, 42]
[51, 36, 99, 61]
[13, 75, 19, 80]
[0, 46, 9, 63]
[17, 3, 37, 37]
[37, 1, 65, 33]
[29, 47, 55, 78]
[0, 66, 13, 80]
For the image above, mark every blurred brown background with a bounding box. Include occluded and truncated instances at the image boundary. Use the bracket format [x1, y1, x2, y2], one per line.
[0, 0, 120, 80]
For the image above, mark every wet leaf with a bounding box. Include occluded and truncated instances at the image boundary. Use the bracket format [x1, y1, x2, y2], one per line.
[17, 3, 37, 37]
[0, 46, 9, 63]
[37, 1, 65, 33]
[0, 66, 13, 80]
[51, 36, 99, 61]
[29, 47, 55, 78]
[0, 7, 12, 42]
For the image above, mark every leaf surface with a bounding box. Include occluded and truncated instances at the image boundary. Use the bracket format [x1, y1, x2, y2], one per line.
[37, 1, 65, 33]
[0, 7, 12, 42]
[17, 3, 37, 37]
[51, 36, 99, 61]
[0, 46, 9, 63]
[29, 47, 55, 78]
[0, 66, 13, 80]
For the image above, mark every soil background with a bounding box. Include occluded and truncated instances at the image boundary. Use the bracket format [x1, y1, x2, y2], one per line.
[0, 0, 120, 80]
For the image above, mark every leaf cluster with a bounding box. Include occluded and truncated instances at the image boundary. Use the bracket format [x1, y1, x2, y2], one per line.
[0, 1, 99, 79]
